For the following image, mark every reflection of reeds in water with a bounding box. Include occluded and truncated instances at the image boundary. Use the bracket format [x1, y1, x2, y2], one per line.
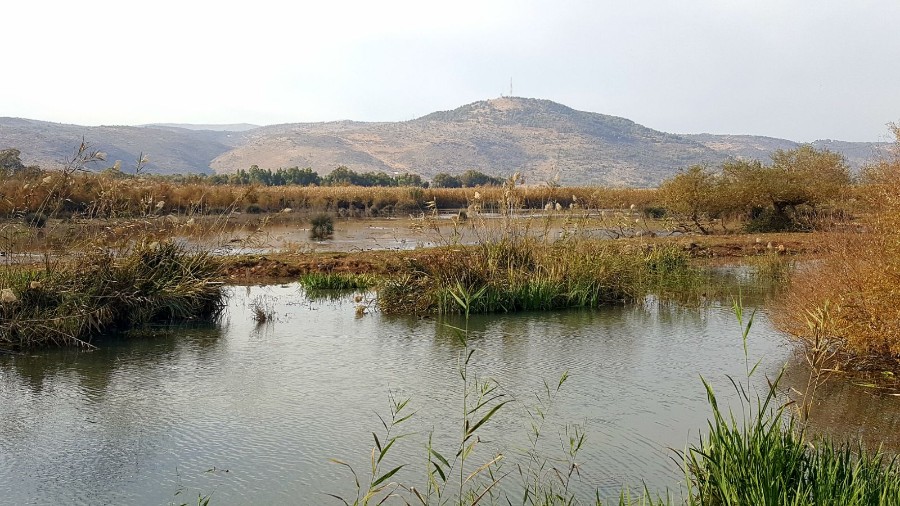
[249, 295, 276, 325]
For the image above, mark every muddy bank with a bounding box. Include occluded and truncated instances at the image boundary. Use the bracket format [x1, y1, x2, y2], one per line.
[220, 231, 826, 281]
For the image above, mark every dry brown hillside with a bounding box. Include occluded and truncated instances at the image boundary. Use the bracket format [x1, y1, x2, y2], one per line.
[1, 97, 890, 184]
[211, 97, 723, 186]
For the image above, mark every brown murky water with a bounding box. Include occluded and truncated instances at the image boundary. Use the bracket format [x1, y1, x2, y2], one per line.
[189, 212, 671, 255]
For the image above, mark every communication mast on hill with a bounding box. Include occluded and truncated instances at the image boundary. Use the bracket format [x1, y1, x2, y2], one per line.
[509, 77, 513, 97]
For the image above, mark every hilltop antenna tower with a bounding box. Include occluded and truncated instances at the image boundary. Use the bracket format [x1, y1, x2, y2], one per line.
[509, 77, 513, 97]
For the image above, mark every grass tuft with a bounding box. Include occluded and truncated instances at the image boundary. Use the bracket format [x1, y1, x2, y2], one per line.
[299, 272, 375, 291]
[0, 241, 224, 350]
[309, 213, 335, 240]
[377, 240, 701, 315]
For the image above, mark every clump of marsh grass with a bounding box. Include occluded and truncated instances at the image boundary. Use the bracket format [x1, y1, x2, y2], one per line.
[0, 241, 224, 350]
[310, 213, 335, 240]
[299, 272, 375, 291]
[378, 240, 698, 315]
[682, 376, 900, 505]
[748, 249, 793, 284]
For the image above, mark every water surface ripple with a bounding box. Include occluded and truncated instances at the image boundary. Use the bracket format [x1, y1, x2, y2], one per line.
[1, 283, 878, 504]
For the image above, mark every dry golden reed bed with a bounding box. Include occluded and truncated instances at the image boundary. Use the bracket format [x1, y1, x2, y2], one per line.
[0, 170, 657, 218]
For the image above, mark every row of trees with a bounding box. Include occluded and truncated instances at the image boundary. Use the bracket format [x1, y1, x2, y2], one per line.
[659, 145, 853, 233]
[99, 161, 502, 189]
[431, 170, 504, 188]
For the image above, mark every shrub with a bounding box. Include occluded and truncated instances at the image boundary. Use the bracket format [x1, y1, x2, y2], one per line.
[774, 124, 900, 368]
[309, 213, 334, 240]
[659, 146, 852, 233]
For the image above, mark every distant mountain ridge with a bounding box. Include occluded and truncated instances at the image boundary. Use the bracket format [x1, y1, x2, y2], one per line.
[143, 123, 261, 132]
[0, 117, 238, 175]
[0, 98, 891, 185]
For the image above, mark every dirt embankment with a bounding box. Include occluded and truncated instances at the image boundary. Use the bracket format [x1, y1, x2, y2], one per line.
[221, 232, 828, 281]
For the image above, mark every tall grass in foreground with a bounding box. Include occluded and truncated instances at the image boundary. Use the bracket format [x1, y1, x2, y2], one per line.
[0, 241, 224, 350]
[677, 301, 900, 506]
[330, 284, 584, 506]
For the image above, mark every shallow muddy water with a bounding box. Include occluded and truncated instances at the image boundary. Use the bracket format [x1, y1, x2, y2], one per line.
[186, 212, 670, 255]
[1, 284, 896, 504]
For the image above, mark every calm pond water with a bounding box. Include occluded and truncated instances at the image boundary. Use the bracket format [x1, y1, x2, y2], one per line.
[1, 283, 896, 505]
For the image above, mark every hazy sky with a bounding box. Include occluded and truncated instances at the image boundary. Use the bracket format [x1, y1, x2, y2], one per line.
[4, 0, 898, 141]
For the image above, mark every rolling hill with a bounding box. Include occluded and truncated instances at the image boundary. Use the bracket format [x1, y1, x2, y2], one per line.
[1, 98, 891, 185]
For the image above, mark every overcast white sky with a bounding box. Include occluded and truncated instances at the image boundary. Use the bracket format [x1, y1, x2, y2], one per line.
[3, 0, 898, 141]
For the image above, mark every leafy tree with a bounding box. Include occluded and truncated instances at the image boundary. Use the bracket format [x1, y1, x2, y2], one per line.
[659, 165, 721, 234]
[769, 145, 851, 209]
[459, 169, 502, 187]
[323, 166, 357, 186]
[660, 146, 852, 232]
[281, 167, 321, 186]
[394, 173, 425, 187]
[0, 148, 25, 175]
[432, 173, 462, 188]
[229, 169, 251, 185]
[357, 171, 396, 187]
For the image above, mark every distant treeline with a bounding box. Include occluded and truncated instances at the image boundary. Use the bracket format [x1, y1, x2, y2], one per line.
[102, 163, 504, 189]
[1, 147, 505, 188]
